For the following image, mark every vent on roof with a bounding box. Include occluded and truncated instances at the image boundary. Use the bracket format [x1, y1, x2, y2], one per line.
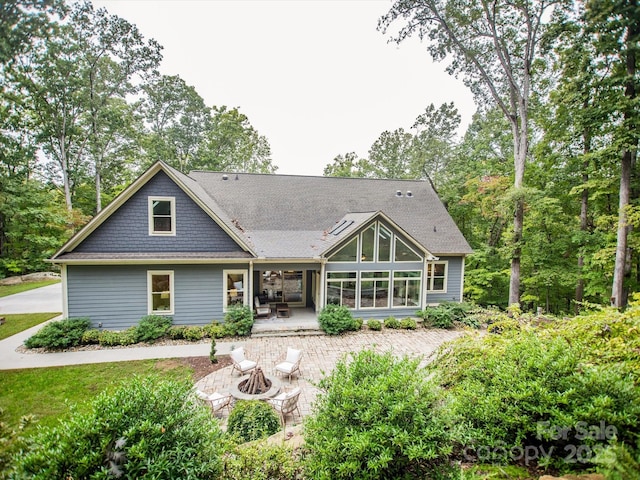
[222, 174, 228, 181]
[235, 174, 239, 180]
[406, 191, 413, 197]
[329, 220, 354, 236]
[396, 190, 403, 197]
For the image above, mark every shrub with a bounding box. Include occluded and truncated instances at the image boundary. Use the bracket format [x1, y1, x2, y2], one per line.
[80, 328, 101, 345]
[168, 325, 187, 339]
[210, 339, 217, 364]
[11, 376, 225, 479]
[429, 304, 640, 469]
[183, 326, 205, 341]
[227, 400, 280, 443]
[354, 317, 364, 330]
[318, 304, 358, 335]
[304, 350, 452, 479]
[400, 318, 417, 330]
[135, 315, 172, 343]
[418, 302, 475, 330]
[367, 318, 382, 331]
[98, 328, 137, 347]
[383, 316, 400, 329]
[221, 440, 303, 480]
[24, 318, 91, 350]
[223, 305, 254, 337]
[204, 322, 227, 339]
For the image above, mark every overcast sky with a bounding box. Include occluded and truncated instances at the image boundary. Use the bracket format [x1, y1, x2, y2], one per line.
[92, 0, 476, 176]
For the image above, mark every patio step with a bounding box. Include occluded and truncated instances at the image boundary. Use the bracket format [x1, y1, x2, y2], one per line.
[251, 317, 324, 337]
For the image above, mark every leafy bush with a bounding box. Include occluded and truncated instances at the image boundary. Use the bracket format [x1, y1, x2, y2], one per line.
[429, 303, 640, 469]
[354, 317, 363, 330]
[221, 440, 303, 479]
[227, 400, 280, 443]
[98, 328, 137, 347]
[80, 328, 101, 345]
[400, 318, 417, 330]
[24, 318, 91, 350]
[383, 316, 400, 329]
[418, 302, 475, 329]
[223, 305, 255, 337]
[318, 304, 358, 335]
[204, 322, 227, 339]
[11, 376, 225, 479]
[367, 318, 382, 331]
[168, 325, 187, 339]
[183, 325, 205, 341]
[135, 315, 172, 343]
[304, 350, 452, 479]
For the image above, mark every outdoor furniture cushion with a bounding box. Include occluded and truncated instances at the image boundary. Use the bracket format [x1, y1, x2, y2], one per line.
[230, 347, 257, 375]
[275, 347, 303, 381]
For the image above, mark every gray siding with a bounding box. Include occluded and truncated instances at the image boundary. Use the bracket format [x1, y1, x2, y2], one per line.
[76, 171, 241, 253]
[67, 264, 240, 329]
[425, 256, 464, 304]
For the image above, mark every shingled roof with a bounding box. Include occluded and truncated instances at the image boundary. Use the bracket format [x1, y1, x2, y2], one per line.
[187, 169, 472, 258]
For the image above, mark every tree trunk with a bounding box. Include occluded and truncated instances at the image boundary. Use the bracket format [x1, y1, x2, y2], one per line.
[576, 129, 591, 313]
[509, 112, 527, 307]
[59, 134, 73, 212]
[95, 165, 102, 213]
[611, 10, 638, 309]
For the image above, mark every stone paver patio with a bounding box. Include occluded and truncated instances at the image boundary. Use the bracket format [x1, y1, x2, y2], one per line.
[195, 329, 463, 425]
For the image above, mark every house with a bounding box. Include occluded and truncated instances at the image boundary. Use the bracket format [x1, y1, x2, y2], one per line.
[50, 161, 472, 330]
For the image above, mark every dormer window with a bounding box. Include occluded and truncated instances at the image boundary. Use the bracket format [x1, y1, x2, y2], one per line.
[149, 197, 175, 235]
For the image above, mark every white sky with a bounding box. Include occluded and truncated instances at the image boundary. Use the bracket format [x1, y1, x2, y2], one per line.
[92, 0, 476, 176]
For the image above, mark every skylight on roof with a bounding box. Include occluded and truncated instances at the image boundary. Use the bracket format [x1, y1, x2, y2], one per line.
[329, 220, 354, 236]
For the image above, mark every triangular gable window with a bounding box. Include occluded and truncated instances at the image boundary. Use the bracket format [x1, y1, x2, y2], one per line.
[394, 238, 422, 262]
[329, 237, 358, 262]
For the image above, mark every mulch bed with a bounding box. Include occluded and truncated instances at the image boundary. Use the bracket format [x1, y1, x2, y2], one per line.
[178, 355, 233, 381]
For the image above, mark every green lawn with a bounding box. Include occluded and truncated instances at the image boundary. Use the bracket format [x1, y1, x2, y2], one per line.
[0, 279, 60, 298]
[0, 360, 193, 433]
[0, 312, 60, 340]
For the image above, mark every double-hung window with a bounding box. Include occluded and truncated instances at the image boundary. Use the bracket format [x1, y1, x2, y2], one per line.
[148, 270, 174, 314]
[426, 262, 447, 292]
[149, 197, 175, 235]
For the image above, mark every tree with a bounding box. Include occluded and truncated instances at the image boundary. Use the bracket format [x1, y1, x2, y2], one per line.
[323, 152, 366, 177]
[199, 106, 277, 173]
[365, 128, 415, 179]
[410, 102, 461, 189]
[69, 1, 162, 212]
[585, 0, 640, 308]
[139, 74, 210, 172]
[10, 1, 161, 213]
[381, 0, 569, 306]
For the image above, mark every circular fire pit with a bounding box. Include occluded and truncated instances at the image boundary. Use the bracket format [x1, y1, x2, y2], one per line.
[230, 367, 281, 401]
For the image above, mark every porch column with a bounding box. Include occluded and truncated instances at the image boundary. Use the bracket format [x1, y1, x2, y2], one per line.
[319, 260, 326, 313]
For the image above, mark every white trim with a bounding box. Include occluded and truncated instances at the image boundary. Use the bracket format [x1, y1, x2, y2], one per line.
[426, 261, 448, 293]
[147, 270, 175, 315]
[223, 269, 248, 311]
[148, 196, 176, 236]
[61, 264, 68, 319]
[358, 270, 391, 310]
[391, 270, 422, 309]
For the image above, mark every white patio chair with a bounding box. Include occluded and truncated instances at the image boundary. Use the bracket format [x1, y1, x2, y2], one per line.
[195, 389, 232, 416]
[268, 387, 302, 426]
[230, 346, 257, 376]
[274, 347, 303, 382]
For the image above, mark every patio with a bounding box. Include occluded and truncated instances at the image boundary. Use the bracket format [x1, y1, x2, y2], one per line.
[195, 328, 463, 424]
